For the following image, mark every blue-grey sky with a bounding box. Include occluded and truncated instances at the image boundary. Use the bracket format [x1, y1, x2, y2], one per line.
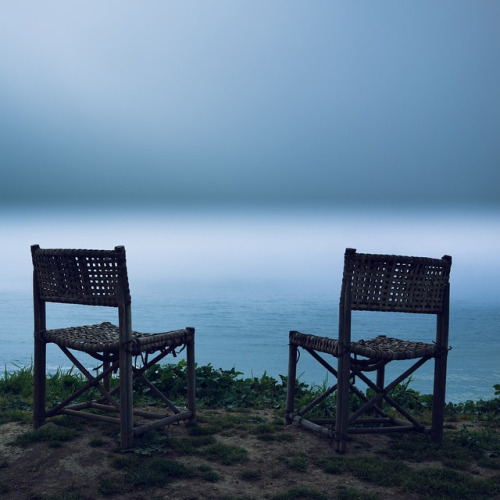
[1, 1, 499, 207]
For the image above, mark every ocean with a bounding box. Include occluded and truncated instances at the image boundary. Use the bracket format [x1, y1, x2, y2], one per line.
[1, 206, 499, 403]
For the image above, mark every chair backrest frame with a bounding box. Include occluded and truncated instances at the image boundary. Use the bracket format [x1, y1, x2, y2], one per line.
[31, 245, 131, 308]
[339, 248, 451, 347]
[31, 245, 132, 337]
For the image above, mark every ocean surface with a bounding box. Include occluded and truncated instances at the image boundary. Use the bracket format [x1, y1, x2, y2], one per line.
[1, 206, 499, 403]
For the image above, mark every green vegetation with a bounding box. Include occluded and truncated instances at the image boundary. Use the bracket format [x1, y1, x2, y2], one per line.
[313, 454, 498, 498]
[284, 452, 309, 472]
[201, 441, 249, 465]
[197, 464, 221, 482]
[1, 363, 499, 499]
[240, 468, 263, 482]
[11, 421, 80, 447]
[3, 361, 499, 422]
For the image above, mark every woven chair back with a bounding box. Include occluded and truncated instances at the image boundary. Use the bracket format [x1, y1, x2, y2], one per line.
[342, 249, 451, 314]
[31, 245, 131, 307]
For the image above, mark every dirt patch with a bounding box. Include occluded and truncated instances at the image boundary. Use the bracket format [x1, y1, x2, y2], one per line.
[0, 411, 497, 499]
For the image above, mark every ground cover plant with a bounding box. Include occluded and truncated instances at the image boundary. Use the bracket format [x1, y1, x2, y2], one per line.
[0, 363, 498, 499]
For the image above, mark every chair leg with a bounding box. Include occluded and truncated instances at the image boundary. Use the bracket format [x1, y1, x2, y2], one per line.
[431, 353, 448, 443]
[285, 342, 298, 424]
[376, 365, 386, 413]
[186, 338, 196, 423]
[335, 351, 350, 453]
[103, 359, 111, 393]
[33, 338, 46, 429]
[119, 348, 134, 450]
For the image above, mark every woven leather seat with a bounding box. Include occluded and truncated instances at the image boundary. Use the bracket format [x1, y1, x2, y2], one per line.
[288, 332, 439, 360]
[286, 248, 451, 453]
[32, 245, 196, 449]
[42, 322, 194, 355]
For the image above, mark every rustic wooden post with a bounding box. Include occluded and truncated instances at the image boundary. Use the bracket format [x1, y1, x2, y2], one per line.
[431, 256, 451, 443]
[285, 338, 298, 424]
[116, 246, 134, 450]
[335, 251, 353, 454]
[32, 244, 47, 430]
[186, 328, 196, 423]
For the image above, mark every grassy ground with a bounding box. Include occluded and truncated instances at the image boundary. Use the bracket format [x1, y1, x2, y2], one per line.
[0, 364, 499, 499]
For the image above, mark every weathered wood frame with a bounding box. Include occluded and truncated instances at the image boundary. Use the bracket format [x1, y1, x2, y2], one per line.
[285, 248, 451, 454]
[32, 245, 196, 449]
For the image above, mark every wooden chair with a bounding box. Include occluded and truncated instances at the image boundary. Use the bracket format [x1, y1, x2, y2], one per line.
[285, 248, 451, 453]
[31, 245, 195, 449]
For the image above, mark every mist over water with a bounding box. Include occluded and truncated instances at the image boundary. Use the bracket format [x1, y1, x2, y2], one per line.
[1, 205, 499, 402]
[2, 205, 499, 296]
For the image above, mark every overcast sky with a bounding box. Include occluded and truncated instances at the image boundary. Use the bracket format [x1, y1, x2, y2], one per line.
[1, 1, 498, 208]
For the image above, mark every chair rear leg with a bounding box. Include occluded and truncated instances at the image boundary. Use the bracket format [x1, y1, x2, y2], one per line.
[431, 353, 448, 443]
[285, 342, 298, 424]
[186, 338, 196, 423]
[33, 338, 46, 429]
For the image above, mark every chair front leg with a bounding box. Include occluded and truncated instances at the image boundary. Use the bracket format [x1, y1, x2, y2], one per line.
[335, 347, 351, 453]
[376, 364, 385, 412]
[119, 346, 134, 450]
